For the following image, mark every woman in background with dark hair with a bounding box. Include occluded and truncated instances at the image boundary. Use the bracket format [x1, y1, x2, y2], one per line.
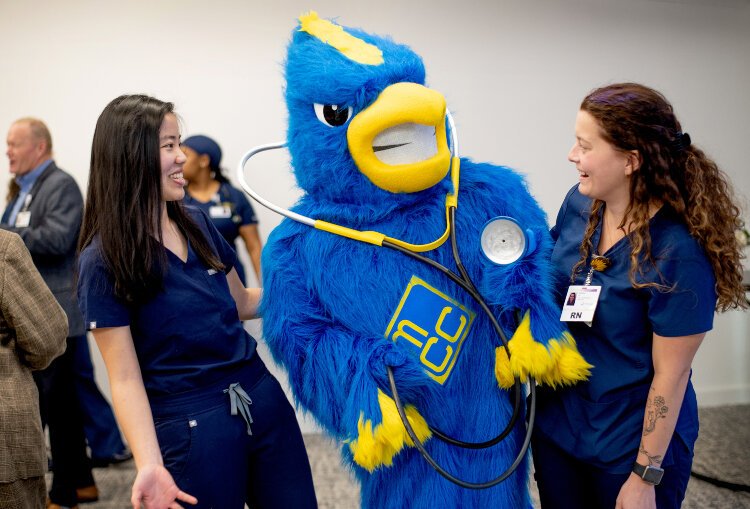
[181, 135, 262, 285]
[533, 83, 746, 509]
[77, 95, 316, 509]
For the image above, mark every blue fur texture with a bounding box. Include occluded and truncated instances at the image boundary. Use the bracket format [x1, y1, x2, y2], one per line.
[259, 15, 572, 509]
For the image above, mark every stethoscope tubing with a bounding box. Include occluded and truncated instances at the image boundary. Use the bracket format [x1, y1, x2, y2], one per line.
[382, 208, 525, 449]
[236, 141, 314, 227]
[382, 206, 535, 488]
[236, 111, 460, 228]
[387, 366, 536, 489]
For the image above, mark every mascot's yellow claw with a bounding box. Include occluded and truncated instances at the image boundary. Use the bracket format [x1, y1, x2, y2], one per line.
[494, 347, 515, 389]
[495, 312, 592, 389]
[349, 390, 432, 472]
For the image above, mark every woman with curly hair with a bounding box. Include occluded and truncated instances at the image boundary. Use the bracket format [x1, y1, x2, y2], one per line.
[532, 83, 746, 509]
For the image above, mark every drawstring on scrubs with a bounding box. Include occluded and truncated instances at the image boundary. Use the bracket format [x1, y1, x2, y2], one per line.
[225, 383, 254, 435]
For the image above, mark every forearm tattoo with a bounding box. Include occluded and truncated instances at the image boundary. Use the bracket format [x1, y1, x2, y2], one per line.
[639, 443, 663, 466]
[644, 391, 668, 436]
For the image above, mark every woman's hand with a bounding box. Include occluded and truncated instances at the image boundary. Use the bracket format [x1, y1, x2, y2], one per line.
[226, 267, 261, 320]
[615, 473, 656, 509]
[131, 464, 198, 509]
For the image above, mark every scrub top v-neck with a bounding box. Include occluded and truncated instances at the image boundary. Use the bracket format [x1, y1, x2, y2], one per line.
[77, 207, 257, 398]
[534, 185, 716, 473]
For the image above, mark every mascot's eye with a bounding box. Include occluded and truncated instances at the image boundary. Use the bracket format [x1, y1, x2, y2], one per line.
[314, 103, 353, 127]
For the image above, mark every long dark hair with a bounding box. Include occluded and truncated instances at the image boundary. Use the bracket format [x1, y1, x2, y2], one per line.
[571, 83, 746, 312]
[79, 94, 224, 303]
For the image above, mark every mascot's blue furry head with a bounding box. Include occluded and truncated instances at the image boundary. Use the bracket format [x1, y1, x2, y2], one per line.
[285, 12, 453, 205]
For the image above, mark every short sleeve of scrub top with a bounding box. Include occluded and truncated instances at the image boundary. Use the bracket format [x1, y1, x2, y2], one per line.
[76, 241, 130, 330]
[647, 251, 717, 337]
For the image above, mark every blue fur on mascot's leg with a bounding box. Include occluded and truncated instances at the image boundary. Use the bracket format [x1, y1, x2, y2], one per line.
[259, 12, 591, 509]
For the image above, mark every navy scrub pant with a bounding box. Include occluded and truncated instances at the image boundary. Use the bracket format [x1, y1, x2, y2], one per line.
[151, 356, 317, 509]
[532, 432, 692, 509]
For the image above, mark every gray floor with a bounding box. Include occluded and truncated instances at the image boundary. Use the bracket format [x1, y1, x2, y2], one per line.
[60, 405, 750, 508]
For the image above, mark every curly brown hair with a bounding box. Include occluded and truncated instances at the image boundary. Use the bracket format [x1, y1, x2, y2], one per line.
[571, 83, 746, 312]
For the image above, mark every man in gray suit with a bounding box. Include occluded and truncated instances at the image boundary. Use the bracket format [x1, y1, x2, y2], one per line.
[2, 118, 96, 509]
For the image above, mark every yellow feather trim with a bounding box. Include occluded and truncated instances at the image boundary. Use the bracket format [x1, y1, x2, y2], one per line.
[348, 390, 431, 472]
[494, 311, 592, 389]
[298, 11, 384, 66]
[494, 346, 514, 389]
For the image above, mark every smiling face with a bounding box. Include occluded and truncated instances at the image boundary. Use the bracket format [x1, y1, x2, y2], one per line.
[159, 113, 186, 201]
[6, 121, 48, 176]
[568, 110, 637, 207]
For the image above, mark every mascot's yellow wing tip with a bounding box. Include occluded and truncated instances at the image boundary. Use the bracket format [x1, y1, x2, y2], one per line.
[349, 390, 431, 472]
[495, 313, 592, 388]
[547, 332, 593, 386]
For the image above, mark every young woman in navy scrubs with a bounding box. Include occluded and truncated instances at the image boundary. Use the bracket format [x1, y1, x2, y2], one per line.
[532, 83, 746, 509]
[77, 95, 317, 509]
[180, 134, 263, 286]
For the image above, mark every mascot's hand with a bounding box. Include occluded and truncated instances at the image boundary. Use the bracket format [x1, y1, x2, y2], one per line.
[348, 389, 432, 472]
[494, 311, 592, 389]
[368, 343, 434, 402]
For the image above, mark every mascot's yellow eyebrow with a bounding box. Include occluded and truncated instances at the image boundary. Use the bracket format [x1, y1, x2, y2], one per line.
[299, 11, 384, 66]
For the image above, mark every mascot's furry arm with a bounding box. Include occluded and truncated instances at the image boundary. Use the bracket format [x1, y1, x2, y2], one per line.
[261, 223, 434, 472]
[457, 160, 592, 388]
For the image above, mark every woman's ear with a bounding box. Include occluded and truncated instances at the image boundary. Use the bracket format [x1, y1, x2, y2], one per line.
[199, 153, 211, 169]
[625, 150, 642, 175]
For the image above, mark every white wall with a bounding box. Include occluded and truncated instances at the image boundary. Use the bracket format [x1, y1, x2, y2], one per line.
[2, 0, 748, 430]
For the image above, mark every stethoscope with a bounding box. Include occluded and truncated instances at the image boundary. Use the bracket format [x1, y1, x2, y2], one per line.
[237, 112, 537, 489]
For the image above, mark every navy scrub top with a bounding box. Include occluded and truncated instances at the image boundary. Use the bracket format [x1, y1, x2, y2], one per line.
[183, 182, 258, 284]
[534, 185, 716, 473]
[77, 207, 257, 398]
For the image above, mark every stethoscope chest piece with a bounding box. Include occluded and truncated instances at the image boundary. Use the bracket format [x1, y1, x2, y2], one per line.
[480, 216, 536, 265]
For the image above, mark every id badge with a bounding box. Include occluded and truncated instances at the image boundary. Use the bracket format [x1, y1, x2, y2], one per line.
[14, 211, 31, 228]
[209, 205, 232, 218]
[560, 285, 601, 327]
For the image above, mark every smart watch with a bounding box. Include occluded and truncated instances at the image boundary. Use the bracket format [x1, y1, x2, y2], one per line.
[632, 461, 664, 485]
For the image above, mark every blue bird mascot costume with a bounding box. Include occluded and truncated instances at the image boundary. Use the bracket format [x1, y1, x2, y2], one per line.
[257, 12, 592, 509]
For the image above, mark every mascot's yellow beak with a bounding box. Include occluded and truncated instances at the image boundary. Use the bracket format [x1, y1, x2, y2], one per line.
[347, 82, 451, 193]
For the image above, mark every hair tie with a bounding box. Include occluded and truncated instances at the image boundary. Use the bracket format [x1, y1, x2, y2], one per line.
[671, 131, 691, 153]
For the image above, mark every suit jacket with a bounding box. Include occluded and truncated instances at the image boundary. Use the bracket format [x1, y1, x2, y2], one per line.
[0, 230, 67, 482]
[1, 162, 85, 336]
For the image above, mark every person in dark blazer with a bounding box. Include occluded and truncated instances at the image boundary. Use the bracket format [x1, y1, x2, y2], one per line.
[0, 230, 67, 509]
[4, 125, 130, 472]
[2, 118, 96, 509]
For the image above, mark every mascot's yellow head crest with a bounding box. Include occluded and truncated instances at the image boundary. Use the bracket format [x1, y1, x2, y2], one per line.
[299, 11, 383, 66]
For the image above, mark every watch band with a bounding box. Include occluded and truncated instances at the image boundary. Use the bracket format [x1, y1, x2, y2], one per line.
[632, 461, 664, 485]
